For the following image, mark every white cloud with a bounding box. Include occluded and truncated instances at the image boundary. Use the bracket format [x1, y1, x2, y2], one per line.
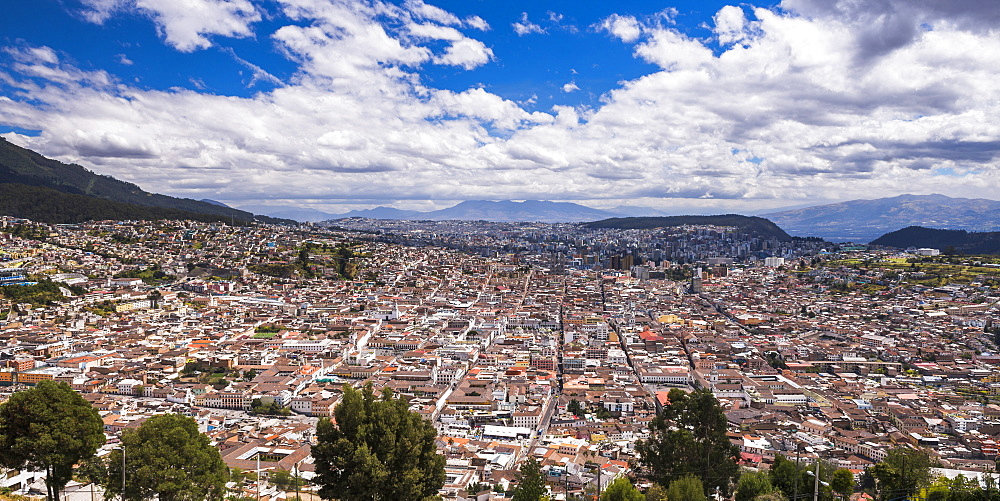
[512, 12, 545, 36]
[435, 38, 493, 70]
[464, 15, 489, 31]
[137, 0, 260, 52]
[81, 0, 260, 51]
[4, 0, 1000, 209]
[116, 53, 134, 65]
[79, 0, 128, 24]
[598, 14, 642, 43]
[713, 6, 751, 45]
[403, 0, 460, 26]
[561, 82, 579, 93]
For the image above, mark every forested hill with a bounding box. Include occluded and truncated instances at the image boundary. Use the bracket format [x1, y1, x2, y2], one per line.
[584, 215, 793, 241]
[870, 226, 1000, 254]
[0, 137, 291, 224]
[0, 184, 255, 225]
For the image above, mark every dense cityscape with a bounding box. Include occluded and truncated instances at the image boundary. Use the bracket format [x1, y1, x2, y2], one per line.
[2, 215, 1000, 500]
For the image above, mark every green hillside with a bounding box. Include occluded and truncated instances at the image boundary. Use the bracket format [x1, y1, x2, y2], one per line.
[0, 138, 291, 224]
[584, 214, 792, 241]
[870, 226, 1000, 254]
[0, 183, 247, 224]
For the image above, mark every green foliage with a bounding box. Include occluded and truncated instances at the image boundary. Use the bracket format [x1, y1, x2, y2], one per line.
[643, 483, 667, 501]
[312, 383, 445, 500]
[0, 280, 71, 306]
[736, 470, 776, 501]
[868, 448, 934, 501]
[465, 481, 490, 496]
[636, 388, 740, 496]
[567, 399, 584, 417]
[924, 474, 995, 501]
[601, 477, 645, 501]
[250, 398, 291, 416]
[0, 222, 49, 240]
[103, 413, 229, 501]
[0, 380, 105, 501]
[830, 469, 854, 500]
[511, 458, 547, 501]
[269, 469, 306, 492]
[768, 455, 802, 497]
[767, 455, 836, 501]
[113, 265, 173, 284]
[665, 475, 707, 501]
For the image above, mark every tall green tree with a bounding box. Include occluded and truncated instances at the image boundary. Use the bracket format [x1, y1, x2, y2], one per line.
[312, 384, 445, 501]
[601, 477, 645, 501]
[868, 448, 934, 501]
[736, 470, 776, 501]
[103, 413, 229, 501]
[830, 469, 854, 501]
[636, 388, 739, 496]
[768, 455, 803, 497]
[666, 475, 707, 501]
[0, 380, 105, 501]
[510, 458, 547, 501]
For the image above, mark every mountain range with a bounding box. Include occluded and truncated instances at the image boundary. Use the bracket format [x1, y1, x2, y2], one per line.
[3, 138, 999, 241]
[240, 200, 635, 223]
[764, 194, 1000, 242]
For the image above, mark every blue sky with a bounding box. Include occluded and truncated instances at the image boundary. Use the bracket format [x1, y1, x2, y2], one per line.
[1, 0, 999, 214]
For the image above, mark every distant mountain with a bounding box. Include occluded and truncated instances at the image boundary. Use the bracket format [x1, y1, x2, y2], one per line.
[200, 199, 231, 208]
[340, 207, 423, 220]
[0, 137, 292, 224]
[766, 194, 1000, 242]
[322, 200, 616, 223]
[237, 204, 342, 222]
[584, 215, 792, 241]
[607, 205, 673, 217]
[420, 200, 616, 222]
[870, 226, 1000, 254]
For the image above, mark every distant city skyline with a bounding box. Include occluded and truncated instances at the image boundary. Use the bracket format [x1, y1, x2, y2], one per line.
[1, 0, 999, 214]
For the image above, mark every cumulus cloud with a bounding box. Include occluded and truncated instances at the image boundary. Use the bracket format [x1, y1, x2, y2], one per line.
[512, 12, 545, 36]
[713, 6, 753, 45]
[598, 14, 642, 43]
[561, 82, 579, 93]
[81, 0, 260, 51]
[4, 0, 1000, 208]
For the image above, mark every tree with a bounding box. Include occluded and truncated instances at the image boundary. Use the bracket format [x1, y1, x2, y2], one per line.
[636, 388, 739, 496]
[868, 448, 934, 501]
[511, 458, 547, 501]
[830, 469, 854, 500]
[103, 413, 229, 501]
[736, 471, 776, 501]
[644, 484, 668, 501]
[568, 399, 585, 417]
[769, 454, 813, 499]
[312, 384, 445, 501]
[666, 475, 707, 501]
[0, 380, 105, 501]
[271, 469, 305, 492]
[601, 476, 645, 501]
